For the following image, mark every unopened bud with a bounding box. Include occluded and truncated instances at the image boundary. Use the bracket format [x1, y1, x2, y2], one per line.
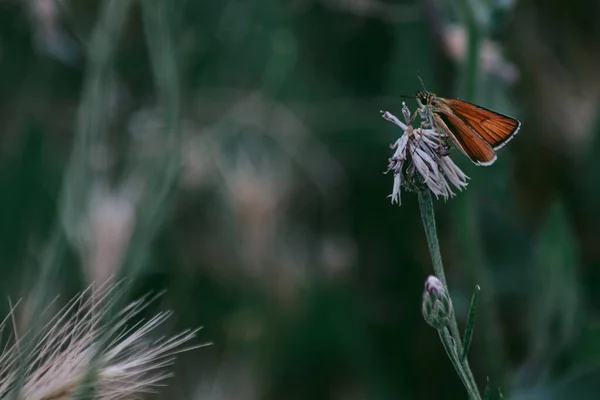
[421, 275, 453, 329]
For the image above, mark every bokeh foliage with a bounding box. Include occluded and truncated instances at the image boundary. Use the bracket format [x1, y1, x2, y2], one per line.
[1, 0, 600, 398]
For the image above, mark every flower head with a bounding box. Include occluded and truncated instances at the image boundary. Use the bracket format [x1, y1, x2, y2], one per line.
[422, 275, 453, 330]
[382, 103, 469, 204]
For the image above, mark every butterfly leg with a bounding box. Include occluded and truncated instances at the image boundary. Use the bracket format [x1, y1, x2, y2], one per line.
[422, 120, 450, 158]
[415, 108, 449, 155]
[410, 110, 420, 124]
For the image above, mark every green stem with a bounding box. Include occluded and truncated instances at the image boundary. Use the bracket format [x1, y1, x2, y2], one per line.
[67, 1, 134, 398]
[439, 328, 480, 399]
[61, 0, 132, 235]
[417, 191, 447, 286]
[464, 20, 479, 102]
[459, 0, 481, 102]
[115, 0, 181, 293]
[417, 190, 481, 399]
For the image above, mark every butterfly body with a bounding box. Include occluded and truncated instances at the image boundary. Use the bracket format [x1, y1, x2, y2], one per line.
[416, 90, 521, 166]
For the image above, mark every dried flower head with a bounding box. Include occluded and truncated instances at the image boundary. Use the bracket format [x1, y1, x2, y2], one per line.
[0, 282, 208, 399]
[382, 103, 469, 204]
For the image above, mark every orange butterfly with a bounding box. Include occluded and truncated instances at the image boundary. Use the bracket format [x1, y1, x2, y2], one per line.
[415, 85, 521, 166]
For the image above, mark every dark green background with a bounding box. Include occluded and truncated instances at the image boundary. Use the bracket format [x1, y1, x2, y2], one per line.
[1, 0, 600, 398]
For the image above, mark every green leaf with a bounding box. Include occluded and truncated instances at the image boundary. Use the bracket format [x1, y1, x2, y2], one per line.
[462, 284, 480, 362]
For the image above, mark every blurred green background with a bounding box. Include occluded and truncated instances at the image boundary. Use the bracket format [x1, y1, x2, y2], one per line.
[2, 0, 600, 398]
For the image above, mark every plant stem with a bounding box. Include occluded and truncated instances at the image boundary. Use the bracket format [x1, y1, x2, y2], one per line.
[115, 0, 181, 295]
[439, 328, 479, 399]
[67, 1, 135, 397]
[418, 191, 447, 286]
[458, 0, 509, 386]
[417, 190, 481, 399]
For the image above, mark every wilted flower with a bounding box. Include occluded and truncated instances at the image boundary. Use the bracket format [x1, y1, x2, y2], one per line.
[422, 275, 453, 330]
[382, 103, 469, 204]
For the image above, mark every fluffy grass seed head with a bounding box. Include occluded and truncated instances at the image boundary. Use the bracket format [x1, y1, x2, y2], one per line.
[0, 282, 208, 400]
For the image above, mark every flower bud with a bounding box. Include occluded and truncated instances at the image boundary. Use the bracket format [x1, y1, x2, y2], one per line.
[422, 275, 453, 329]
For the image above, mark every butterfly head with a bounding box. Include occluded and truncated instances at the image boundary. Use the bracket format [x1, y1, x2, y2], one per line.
[416, 91, 435, 107]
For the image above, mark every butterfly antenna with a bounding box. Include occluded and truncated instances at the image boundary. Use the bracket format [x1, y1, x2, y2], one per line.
[416, 71, 427, 92]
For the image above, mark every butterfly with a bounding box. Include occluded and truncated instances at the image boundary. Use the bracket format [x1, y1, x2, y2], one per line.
[414, 80, 521, 166]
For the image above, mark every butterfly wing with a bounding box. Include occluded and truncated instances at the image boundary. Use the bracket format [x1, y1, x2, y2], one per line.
[440, 98, 521, 150]
[432, 112, 497, 166]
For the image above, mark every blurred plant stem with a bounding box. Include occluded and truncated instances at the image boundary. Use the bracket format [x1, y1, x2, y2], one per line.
[71, 0, 182, 395]
[461, 0, 480, 102]
[114, 0, 181, 288]
[60, 0, 131, 235]
[418, 191, 482, 399]
[12, 1, 134, 398]
[455, 0, 509, 388]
